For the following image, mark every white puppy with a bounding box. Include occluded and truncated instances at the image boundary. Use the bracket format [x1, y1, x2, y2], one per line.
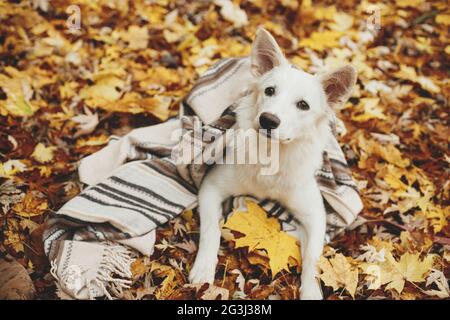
[189, 28, 356, 300]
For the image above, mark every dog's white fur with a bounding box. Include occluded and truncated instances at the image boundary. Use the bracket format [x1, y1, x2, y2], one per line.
[189, 28, 356, 300]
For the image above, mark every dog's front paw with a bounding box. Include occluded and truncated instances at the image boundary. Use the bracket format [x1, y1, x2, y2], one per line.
[189, 259, 216, 284]
[300, 282, 323, 300]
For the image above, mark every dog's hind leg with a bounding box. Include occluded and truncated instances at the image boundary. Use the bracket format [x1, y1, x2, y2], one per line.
[189, 173, 227, 285]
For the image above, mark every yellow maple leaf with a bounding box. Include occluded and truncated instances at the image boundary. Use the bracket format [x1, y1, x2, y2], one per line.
[140, 66, 182, 88]
[312, 6, 336, 20]
[435, 14, 450, 26]
[135, 2, 167, 24]
[31, 143, 57, 163]
[318, 253, 359, 298]
[368, 236, 395, 252]
[394, 64, 417, 79]
[181, 209, 194, 224]
[219, 38, 251, 57]
[223, 200, 301, 276]
[299, 31, 343, 51]
[0, 67, 38, 117]
[147, 261, 177, 297]
[80, 74, 125, 107]
[331, 12, 354, 32]
[3, 96, 34, 117]
[351, 98, 387, 122]
[121, 25, 149, 50]
[396, 0, 424, 7]
[131, 257, 151, 279]
[4, 219, 24, 253]
[75, 134, 109, 148]
[12, 191, 48, 217]
[108, 93, 171, 119]
[0, 159, 27, 177]
[357, 135, 410, 169]
[154, 270, 177, 299]
[398, 231, 433, 253]
[415, 204, 448, 233]
[445, 45, 450, 55]
[394, 65, 440, 93]
[362, 251, 435, 294]
[377, 165, 447, 231]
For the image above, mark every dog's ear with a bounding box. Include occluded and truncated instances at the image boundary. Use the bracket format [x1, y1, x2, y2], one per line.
[319, 65, 357, 108]
[251, 27, 286, 77]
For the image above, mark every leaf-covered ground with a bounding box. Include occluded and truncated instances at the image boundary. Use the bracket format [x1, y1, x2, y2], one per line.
[0, 0, 449, 300]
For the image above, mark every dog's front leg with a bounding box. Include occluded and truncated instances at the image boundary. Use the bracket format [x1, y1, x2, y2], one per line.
[287, 183, 326, 300]
[189, 172, 226, 284]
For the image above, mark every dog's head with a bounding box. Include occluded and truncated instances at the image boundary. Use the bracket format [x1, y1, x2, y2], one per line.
[238, 28, 356, 144]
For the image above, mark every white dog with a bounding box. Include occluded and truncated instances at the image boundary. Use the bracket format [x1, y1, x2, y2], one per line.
[189, 28, 356, 300]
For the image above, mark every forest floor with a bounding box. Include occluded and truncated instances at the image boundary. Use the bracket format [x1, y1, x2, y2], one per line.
[0, 0, 448, 300]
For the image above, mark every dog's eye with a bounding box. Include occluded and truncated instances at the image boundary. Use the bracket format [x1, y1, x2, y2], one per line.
[297, 100, 310, 111]
[264, 87, 275, 96]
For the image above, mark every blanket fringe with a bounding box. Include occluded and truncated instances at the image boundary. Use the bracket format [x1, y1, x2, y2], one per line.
[95, 242, 135, 299]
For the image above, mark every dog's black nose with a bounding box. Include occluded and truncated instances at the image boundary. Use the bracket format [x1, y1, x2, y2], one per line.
[259, 112, 280, 130]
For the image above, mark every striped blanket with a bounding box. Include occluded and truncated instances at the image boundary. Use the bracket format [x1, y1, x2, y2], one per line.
[43, 57, 363, 300]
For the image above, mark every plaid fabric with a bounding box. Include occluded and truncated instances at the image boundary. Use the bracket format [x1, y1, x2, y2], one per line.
[43, 57, 363, 299]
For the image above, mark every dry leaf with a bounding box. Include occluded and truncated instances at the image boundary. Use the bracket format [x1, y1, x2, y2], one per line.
[31, 143, 56, 163]
[318, 253, 359, 298]
[361, 252, 435, 294]
[1, 0, 448, 301]
[214, 0, 248, 28]
[223, 200, 301, 276]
